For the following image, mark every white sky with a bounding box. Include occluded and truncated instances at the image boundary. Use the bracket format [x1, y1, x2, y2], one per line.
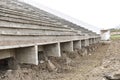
[19, 0, 120, 32]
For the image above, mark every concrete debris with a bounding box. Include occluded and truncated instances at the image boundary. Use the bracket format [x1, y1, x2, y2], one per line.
[39, 60, 45, 64]
[47, 60, 57, 72]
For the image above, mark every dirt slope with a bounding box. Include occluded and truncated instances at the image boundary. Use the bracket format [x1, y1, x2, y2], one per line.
[85, 40, 120, 80]
[0, 43, 111, 80]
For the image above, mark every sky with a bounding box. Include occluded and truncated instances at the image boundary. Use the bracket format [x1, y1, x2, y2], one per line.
[19, 0, 120, 33]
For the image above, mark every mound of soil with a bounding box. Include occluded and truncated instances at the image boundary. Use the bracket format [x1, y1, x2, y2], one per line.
[0, 43, 106, 80]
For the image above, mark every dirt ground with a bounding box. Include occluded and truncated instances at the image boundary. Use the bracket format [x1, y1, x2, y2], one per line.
[0, 40, 119, 80]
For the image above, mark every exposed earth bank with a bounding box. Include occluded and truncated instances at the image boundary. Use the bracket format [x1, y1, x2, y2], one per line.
[0, 40, 118, 80]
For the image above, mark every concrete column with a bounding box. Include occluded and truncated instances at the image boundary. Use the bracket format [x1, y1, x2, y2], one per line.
[91, 38, 93, 44]
[85, 39, 89, 46]
[95, 38, 98, 43]
[97, 37, 101, 43]
[44, 43, 61, 57]
[95, 38, 99, 43]
[89, 38, 92, 45]
[89, 39, 91, 45]
[81, 40, 85, 48]
[92, 38, 95, 44]
[15, 46, 38, 65]
[73, 40, 81, 50]
[60, 41, 73, 52]
[95, 38, 97, 43]
[94, 38, 96, 44]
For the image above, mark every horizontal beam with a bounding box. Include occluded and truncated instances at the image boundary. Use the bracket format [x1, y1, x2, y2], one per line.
[0, 49, 15, 59]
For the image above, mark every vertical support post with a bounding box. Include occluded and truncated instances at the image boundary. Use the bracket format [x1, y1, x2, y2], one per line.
[60, 41, 73, 52]
[89, 38, 92, 45]
[16, 46, 38, 65]
[44, 43, 61, 57]
[94, 38, 98, 43]
[85, 39, 89, 46]
[81, 40, 85, 48]
[92, 38, 95, 44]
[94, 38, 96, 44]
[97, 37, 101, 43]
[73, 40, 81, 50]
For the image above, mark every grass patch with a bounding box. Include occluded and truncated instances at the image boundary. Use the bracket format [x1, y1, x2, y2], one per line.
[111, 34, 120, 40]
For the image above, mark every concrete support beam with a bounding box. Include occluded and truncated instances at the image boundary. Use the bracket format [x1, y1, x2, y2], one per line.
[0, 49, 15, 60]
[73, 40, 81, 50]
[94, 38, 100, 43]
[81, 40, 85, 48]
[93, 38, 96, 44]
[60, 41, 73, 52]
[92, 38, 95, 44]
[97, 37, 101, 43]
[16, 46, 38, 65]
[85, 39, 89, 46]
[44, 43, 61, 57]
[95, 38, 97, 43]
[94, 38, 97, 43]
[89, 39, 92, 45]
